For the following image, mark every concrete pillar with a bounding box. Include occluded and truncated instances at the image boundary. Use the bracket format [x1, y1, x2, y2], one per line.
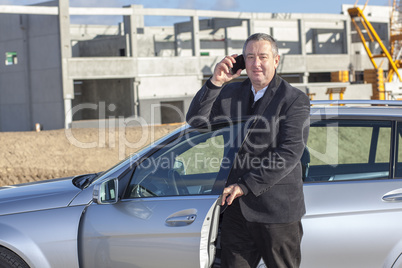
[132, 78, 140, 117]
[303, 72, 309, 84]
[246, 19, 253, 36]
[58, 0, 74, 129]
[191, 15, 200, 57]
[127, 5, 139, 58]
[298, 19, 306, 56]
[124, 6, 141, 119]
[125, 33, 131, 57]
[345, 17, 353, 81]
[224, 28, 229, 55]
[21, 14, 33, 130]
[64, 98, 72, 128]
[344, 19, 350, 54]
[174, 24, 180, 56]
[298, 19, 308, 84]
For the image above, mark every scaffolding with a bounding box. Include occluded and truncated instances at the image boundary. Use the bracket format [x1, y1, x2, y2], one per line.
[390, 0, 402, 77]
[348, 0, 402, 99]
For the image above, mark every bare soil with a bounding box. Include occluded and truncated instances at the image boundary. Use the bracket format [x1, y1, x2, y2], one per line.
[0, 124, 183, 187]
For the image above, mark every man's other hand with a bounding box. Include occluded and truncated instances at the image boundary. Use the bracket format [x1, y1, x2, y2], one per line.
[221, 183, 244, 206]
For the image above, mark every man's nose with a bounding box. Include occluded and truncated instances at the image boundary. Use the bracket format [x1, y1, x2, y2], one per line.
[252, 58, 261, 67]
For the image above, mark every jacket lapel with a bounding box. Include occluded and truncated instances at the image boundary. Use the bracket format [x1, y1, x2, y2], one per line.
[231, 79, 253, 117]
[253, 74, 282, 116]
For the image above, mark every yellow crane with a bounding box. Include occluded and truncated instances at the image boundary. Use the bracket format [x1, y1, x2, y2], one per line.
[389, 0, 402, 82]
[348, 0, 402, 99]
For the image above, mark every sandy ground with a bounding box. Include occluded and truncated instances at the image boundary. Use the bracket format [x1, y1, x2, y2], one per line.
[0, 124, 183, 187]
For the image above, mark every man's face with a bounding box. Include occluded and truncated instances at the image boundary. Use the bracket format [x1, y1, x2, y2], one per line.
[244, 40, 280, 91]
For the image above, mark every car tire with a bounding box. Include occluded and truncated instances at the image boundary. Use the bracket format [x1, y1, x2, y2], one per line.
[0, 247, 29, 268]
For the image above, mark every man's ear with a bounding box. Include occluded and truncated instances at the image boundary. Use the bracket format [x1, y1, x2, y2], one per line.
[274, 55, 280, 68]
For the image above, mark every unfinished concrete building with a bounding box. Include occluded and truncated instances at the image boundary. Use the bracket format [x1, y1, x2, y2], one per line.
[0, 1, 395, 131]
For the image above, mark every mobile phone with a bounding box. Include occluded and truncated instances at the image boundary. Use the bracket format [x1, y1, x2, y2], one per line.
[231, 54, 245, 74]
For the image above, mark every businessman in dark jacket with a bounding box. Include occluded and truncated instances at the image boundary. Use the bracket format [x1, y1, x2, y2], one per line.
[186, 33, 310, 268]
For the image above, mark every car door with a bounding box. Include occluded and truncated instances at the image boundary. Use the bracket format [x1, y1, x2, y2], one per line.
[301, 118, 402, 268]
[79, 121, 246, 268]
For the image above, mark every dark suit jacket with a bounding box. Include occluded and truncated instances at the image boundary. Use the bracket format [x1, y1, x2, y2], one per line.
[186, 73, 310, 224]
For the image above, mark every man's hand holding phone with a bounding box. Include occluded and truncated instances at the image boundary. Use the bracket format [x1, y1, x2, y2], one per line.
[210, 54, 245, 87]
[231, 54, 245, 74]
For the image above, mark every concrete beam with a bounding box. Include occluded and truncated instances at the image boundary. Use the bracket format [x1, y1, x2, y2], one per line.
[0, 5, 57, 15]
[67, 58, 137, 79]
[0, 5, 349, 22]
[69, 7, 132, 16]
[68, 54, 354, 80]
[305, 55, 350, 72]
[277, 54, 352, 74]
[137, 57, 201, 76]
[175, 18, 244, 34]
[67, 57, 202, 79]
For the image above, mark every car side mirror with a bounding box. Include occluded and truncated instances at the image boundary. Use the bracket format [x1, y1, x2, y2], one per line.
[173, 160, 186, 175]
[93, 177, 119, 205]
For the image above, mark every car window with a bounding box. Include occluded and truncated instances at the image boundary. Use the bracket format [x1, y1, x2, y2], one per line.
[175, 135, 225, 175]
[305, 120, 391, 182]
[124, 122, 244, 198]
[396, 122, 402, 178]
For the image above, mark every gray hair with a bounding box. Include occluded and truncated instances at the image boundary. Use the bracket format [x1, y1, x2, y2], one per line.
[242, 33, 279, 57]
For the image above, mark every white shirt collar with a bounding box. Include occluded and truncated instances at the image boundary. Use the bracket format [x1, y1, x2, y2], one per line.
[251, 85, 268, 102]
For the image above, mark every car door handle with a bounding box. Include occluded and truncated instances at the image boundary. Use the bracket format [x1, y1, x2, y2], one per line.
[382, 189, 402, 202]
[165, 214, 197, 226]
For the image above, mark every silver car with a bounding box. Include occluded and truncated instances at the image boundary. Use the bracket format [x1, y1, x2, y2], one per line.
[1, 100, 402, 268]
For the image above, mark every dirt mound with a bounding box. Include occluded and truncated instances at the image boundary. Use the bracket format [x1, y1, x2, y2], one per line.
[0, 124, 183, 187]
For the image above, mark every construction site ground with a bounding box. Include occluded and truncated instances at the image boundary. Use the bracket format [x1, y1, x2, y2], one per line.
[0, 124, 183, 187]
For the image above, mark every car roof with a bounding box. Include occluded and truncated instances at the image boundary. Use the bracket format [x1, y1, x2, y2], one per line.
[310, 100, 402, 120]
[188, 100, 402, 128]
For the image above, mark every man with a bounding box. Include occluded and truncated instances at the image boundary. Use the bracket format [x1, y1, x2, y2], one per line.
[186, 33, 310, 268]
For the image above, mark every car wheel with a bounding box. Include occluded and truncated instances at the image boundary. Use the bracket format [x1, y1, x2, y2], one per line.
[0, 247, 29, 268]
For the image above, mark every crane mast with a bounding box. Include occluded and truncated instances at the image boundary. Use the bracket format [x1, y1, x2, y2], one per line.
[348, 0, 402, 100]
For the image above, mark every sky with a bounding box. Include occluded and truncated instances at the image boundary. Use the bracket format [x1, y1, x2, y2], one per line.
[0, 0, 392, 26]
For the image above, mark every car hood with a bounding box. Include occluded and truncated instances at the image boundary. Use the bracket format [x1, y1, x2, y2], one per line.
[0, 177, 82, 216]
